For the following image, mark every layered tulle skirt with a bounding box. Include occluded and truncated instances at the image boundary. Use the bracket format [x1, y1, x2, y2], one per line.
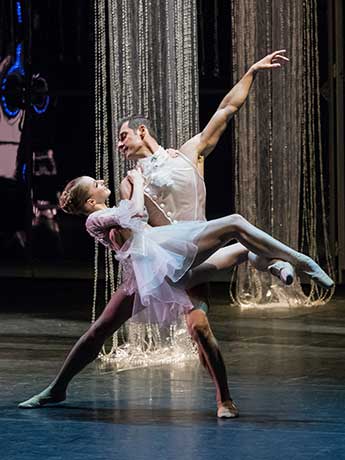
[115, 220, 208, 325]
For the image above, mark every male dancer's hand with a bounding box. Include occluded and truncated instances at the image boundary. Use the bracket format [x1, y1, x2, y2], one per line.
[250, 49, 289, 74]
[178, 49, 290, 162]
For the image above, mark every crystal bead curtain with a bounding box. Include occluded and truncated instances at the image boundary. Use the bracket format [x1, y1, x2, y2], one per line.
[230, 0, 334, 307]
[94, 0, 199, 369]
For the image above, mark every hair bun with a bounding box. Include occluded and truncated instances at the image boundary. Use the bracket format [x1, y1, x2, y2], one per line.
[59, 190, 74, 214]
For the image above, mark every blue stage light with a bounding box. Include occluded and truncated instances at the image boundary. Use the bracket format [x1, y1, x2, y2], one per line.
[1, 44, 24, 117]
[22, 163, 27, 182]
[7, 43, 24, 76]
[1, 43, 50, 117]
[33, 95, 50, 114]
[1, 93, 20, 117]
[16, 1, 23, 24]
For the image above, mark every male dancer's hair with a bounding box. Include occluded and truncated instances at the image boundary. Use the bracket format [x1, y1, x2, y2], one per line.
[118, 114, 158, 141]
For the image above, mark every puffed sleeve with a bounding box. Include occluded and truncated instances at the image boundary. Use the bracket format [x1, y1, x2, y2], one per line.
[85, 200, 138, 248]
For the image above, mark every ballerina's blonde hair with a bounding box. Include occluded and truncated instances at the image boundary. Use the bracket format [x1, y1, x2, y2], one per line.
[59, 177, 91, 215]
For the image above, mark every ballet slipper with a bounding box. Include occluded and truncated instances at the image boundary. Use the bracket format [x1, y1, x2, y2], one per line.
[217, 400, 239, 419]
[268, 260, 295, 285]
[294, 256, 334, 289]
[18, 386, 66, 409]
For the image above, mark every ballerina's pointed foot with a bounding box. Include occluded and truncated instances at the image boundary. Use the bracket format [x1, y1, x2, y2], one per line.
[269, 261, 295, 285]
[18, 387, 66, 409]
[217, 400, 239, 419]
[296, 256, 334, 289]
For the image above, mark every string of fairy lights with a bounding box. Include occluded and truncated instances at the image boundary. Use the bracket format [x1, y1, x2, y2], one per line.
[94, 1, 335, 370]
[230, 0, 334, 308]
[93, 0, 199, 369]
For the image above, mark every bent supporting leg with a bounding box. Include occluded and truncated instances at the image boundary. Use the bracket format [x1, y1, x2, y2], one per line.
[18, 286, 134, 409]
[185, 309, 239, 418]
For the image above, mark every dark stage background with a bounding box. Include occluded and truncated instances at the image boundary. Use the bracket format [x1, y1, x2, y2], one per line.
[0, 0, 341, 282]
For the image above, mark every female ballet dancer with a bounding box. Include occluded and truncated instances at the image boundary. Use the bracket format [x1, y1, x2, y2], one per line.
[18, 169, 333, 410]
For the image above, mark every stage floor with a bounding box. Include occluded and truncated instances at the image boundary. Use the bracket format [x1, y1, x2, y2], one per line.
[1, 282, 345, 460]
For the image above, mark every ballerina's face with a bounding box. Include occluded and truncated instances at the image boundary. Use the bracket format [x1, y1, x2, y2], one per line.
[83, 176, 111, 205]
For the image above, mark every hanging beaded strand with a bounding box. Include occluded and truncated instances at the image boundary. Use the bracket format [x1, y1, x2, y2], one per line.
[230, 0, 333, 308]
[94, 0, 199, 369]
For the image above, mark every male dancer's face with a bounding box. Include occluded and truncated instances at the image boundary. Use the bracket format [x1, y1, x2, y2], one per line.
[118, 121, 146, 161]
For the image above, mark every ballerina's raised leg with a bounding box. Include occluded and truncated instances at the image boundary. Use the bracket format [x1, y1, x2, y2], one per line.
[186, 214, 333, 289]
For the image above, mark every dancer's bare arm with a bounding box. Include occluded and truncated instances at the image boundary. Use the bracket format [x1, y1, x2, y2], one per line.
[127, 170, 145, 215]
[119, 176, 133, 200]
[179, 50, 289, 163]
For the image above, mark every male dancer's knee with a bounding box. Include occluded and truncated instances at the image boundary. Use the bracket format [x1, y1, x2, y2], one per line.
[188, 314, 218, 349]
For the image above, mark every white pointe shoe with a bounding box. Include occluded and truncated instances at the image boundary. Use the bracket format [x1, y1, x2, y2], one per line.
[268, 261, 295, 285]
[295, 256, 334, 289]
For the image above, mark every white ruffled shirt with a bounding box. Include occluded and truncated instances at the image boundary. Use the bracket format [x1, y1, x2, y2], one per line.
[137, 146, 175, 188]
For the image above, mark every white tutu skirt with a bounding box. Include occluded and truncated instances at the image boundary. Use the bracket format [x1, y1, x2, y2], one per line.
[116, 220, 208, 325]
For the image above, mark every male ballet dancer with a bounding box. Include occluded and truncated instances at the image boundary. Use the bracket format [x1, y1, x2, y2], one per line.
[116, 50, 331, 418]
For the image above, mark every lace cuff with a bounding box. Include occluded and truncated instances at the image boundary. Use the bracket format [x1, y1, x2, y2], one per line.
[85, 200, 143, 248]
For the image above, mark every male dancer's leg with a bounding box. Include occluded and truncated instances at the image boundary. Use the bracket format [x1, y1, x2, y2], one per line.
[191, 214, 333, 289]
[185, 243, 248, 419]
[185, 308, 239, 418]
[183, 242, 304, 418]
[19, 286, 134, 408]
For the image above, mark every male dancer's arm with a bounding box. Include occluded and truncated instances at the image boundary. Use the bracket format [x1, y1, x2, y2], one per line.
[179, 50, 289, 163]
